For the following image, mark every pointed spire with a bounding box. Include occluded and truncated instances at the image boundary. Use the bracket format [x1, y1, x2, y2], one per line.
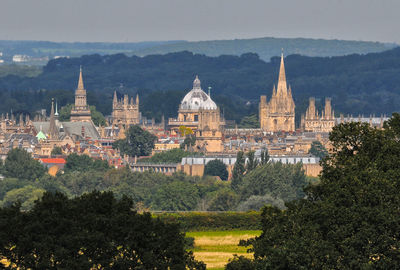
[77, 65, 85, 90]
[272, 85, 276, 96]
[276, 52, 288, 96]
[278, 52, 286, 83]
[136, 94, 139, 105]
[49, 98, 59, 139]
[113, 91, 118, 104]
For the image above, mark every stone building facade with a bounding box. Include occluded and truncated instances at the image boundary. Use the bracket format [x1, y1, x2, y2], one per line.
[112, 91, 140, 127]
[301, 97, 335, 132]
[259, 53, 295, 132]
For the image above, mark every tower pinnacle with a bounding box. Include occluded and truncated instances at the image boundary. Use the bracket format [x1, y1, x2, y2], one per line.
[77, 66, 84, 90]
[49, 98, 59, 139]
[276, 52, 288, 96]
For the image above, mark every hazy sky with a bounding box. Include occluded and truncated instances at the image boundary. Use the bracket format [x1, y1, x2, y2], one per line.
[1, 0, 399, 43]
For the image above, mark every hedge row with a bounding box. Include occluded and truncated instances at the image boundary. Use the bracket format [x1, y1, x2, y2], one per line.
[153, 211, 261, 231]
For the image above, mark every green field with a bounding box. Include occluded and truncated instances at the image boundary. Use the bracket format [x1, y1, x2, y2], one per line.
[186, 230, 261, 270]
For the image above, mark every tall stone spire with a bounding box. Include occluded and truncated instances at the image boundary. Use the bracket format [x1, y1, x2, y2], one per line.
[49, 98, 59, 139]
[276, 52, 288, 96]
[77, 65, 84, 90]
[70, 66, 91, 122]
[136, 94, 139, 105]
[113, 91, 118, 104]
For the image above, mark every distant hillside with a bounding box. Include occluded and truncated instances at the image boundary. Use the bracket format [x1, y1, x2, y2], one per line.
[0, 37, 396, 64]
[1, 48, 400, 124]
[0, 40, 183, 61]
[131, 37, 396, 61]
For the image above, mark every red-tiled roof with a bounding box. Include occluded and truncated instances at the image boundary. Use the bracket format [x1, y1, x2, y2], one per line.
[39, 158, 66, 164]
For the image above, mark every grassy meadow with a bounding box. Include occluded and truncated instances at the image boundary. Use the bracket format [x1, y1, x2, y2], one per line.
[186, 230, 261, 270]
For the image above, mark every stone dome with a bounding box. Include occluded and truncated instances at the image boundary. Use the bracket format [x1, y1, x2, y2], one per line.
[180, 76, 217, 110]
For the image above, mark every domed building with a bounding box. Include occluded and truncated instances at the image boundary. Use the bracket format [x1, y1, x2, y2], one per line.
[169, 75, 224, 134]
[168, 76, 225, 152]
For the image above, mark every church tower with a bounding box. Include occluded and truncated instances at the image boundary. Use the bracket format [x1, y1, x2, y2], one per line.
[259, 53, 295, 132]
[70, 67, 91, 122]
[111, 91, 140, 127]
[302, 97, 335, 132]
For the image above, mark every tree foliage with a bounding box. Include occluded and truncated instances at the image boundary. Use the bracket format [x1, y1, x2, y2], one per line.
[50, 146, 63, 156]
[231, 151, 246, 191]
[58, 103, 105, 126]
[113, 125, 157, 157]
[0, 191, 205, 269]
[3, 148, 46, 181]
[308, 140, 328, 159]
[204, 159, 229, 181]
[2, 48, 400, 124]
[239, 162, 307, 204]
[230, 114, 400, 269]
[239, 114, 259, 128]
[180, 135, 196, 150]
[64, 153, 110, 173]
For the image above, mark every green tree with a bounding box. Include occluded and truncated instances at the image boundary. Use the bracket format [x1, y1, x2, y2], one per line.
[207, 189, 239, 211]
[113, 125, 157, 157]
[151, 181, 200, 211]
[180, 135, 196, 150]
[89, 105, 106, 126]
[231, 151, 245, 191]
[0, 191, 205, 269]
[234, 116, 400, 269]
[204, 159, 229, 180]
[308, 140, 328, 159]
[50, 146, 63, 156]
[58, 104, 106, 126]
[240, 162, 307, 204]
[64, 153, 109, 173]
[260, 148, 269, 165]
[0, 185, 45, 210]
[58, 104, 73, 121]
[3, 148, 46, 181]
[239, 114, 260, 128]
[245, 150, 258, 172]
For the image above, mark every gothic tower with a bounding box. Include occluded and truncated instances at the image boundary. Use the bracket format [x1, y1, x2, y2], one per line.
[70, 67, 91, 122]
[259, 53, 295, 132]
[302, 97, 335, 132]
[111, 91, 140, 126]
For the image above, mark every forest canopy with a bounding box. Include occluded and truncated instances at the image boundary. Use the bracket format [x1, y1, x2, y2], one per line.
[0, 47, 399, 123]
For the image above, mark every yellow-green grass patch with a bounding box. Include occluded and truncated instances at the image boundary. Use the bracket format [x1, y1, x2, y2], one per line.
[187, 230, 261, 269]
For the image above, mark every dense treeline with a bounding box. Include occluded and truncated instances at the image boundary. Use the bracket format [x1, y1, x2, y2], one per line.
[226, 114, 400, 269]
[1, 48, 400, 123]
[0, 149, 309, 212]
[155, 212, 261, 231]
[0, 191, 205, 269]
